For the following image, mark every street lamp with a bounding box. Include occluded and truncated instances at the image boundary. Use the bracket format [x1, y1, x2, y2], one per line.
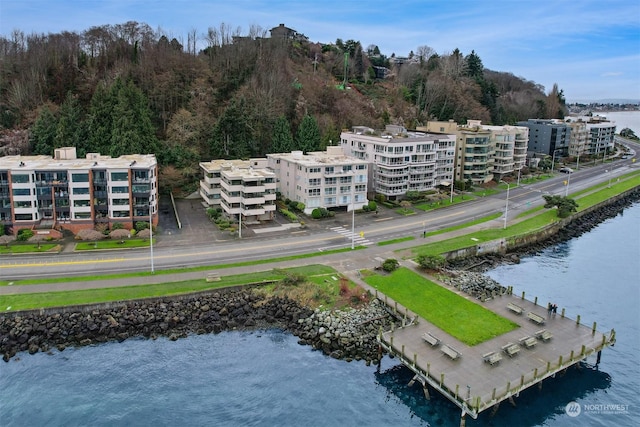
[149, 201, 154, 274]
[516, 165, 522, 186]
[450, 180, 454, 204]
[500, 180, 510, 229]
[606, 169, 612, 188]
[564, 173, 571, 197]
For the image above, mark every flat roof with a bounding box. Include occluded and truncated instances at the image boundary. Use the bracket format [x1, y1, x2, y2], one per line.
[267, 151, 369, 166]
[0, 153, 157, 171]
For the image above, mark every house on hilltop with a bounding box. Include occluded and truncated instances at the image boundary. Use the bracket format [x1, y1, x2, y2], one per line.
[269, 24, 309, 42]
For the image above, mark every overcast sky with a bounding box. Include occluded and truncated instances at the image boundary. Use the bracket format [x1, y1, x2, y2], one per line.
[2, 0, 639, 102]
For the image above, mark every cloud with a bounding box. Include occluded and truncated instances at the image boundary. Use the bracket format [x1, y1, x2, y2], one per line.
[601, 72, 623, 77]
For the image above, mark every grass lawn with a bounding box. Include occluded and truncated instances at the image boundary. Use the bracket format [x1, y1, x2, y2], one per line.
[1, 265, 339, 311]
[414, 194, 477, 211]
[0, 243, 61, 254]
[75, 239, 153, 250]
[364, 268, 519, 345]
[378, 236, 415, 246]
[395, 208, 416, 215]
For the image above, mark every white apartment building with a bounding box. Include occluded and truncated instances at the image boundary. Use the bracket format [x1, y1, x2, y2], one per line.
[566, 120, 588, 158]
[565, 116, 616, 157]
[0, 147, 157, 234]
[340, 125, 455, 199]
[266, 147, 369, 214]
[199, 159, 276, 222]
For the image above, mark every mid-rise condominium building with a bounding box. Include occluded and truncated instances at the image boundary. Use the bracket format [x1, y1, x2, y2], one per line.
[266, 147, 369, 214]
[199, 158, 276, 222]
[516, 119, 571, 157]
[0, 147, 157, 234]
[340, 125, 455, 199]
[420, 120, 527, 184]
[565, 116, 616, 157]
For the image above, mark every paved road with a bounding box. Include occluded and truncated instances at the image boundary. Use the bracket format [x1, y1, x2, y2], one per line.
[1, 157, 638, 288]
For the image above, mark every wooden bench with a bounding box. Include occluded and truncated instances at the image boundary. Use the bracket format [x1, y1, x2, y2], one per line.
[441, 344, 461, 360]
[422, 332, 441, 347]
[502, 342, 520, 357]
[507, 302, 524, 314]
[535, 329, 553, 341]
[527, 311, 546, 325]
[519, 336, 538, 348]
[482, 351, 503, 365]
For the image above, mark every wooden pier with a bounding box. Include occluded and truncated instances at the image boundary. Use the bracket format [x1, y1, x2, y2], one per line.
[376, 290, 616, 425]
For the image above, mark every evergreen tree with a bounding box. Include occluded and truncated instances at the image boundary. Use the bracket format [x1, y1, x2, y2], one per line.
[210, 98, 252, 159]
[87, 82, 117, 155]
[270, 115, 294, 153]
[109, 80, 159, 157]
[465, 50, 484, 79]
[54, 92, 86, 154]
[30, 105, 58, 156]
[296, 114, 321, 153]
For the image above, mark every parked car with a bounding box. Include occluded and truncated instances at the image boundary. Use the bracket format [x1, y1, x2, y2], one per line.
[559, 167, 574, 174]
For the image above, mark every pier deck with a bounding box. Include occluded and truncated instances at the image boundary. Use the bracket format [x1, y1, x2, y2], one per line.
[377, 290, 615, 421]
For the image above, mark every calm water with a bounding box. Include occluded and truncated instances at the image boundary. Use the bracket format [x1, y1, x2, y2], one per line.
[602, 110, 640, 135]
[2, 204, 639, 427]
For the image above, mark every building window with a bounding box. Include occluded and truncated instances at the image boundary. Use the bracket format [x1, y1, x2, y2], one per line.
[111, 172, 129, 181]
[72, 173, 89, 182]
[356, 164, 366, 170]
[112, 186, 129, 194]
[14, 200, 32, 208]
[72, 187, 90, 195]
[324, 187, 336, 195]
[325, 166, 334, 173]
[11, 174, 29, 184]
[73, 200, 91, 207]
[308, 178, 321, 186]
[342, 165, 352, 172]
[12, 188, 31, 196]
[325, 177, 336, 185]
[74, 212, 91, 219]
[309, 167, 321, 173]
[355, 184, 366, 192]
[308, 188, 320, 196]
[340, 186, 351, 194]
[15, 213, 33, 221]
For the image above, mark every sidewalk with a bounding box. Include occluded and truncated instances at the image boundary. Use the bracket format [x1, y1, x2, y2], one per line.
[0, 221, 492, 296]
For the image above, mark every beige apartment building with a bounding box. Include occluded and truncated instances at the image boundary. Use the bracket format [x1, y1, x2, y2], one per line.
[422, 120, 528, 184]
[340, 125, 455, 199]
[199, 158, 276, 222]
[266, 147, 369, 214]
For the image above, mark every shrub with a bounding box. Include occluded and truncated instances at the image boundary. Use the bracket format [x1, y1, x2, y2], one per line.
[111, 223, 123, 230]
[416, 254, 446, 270]
[206, 207, 221, 220]
[296, 202, 305, 212]
[382, 258, 400, 272]
[367, 200, 377, 212]
[280, 208, 298, 222]
[135, 221, 150, 232]
[16, 229, 34, 241]
[311, 208, 322, 219]
[0, 223, 4, 236]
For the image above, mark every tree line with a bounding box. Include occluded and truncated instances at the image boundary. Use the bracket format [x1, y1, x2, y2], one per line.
[1, 21, 566, 192]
